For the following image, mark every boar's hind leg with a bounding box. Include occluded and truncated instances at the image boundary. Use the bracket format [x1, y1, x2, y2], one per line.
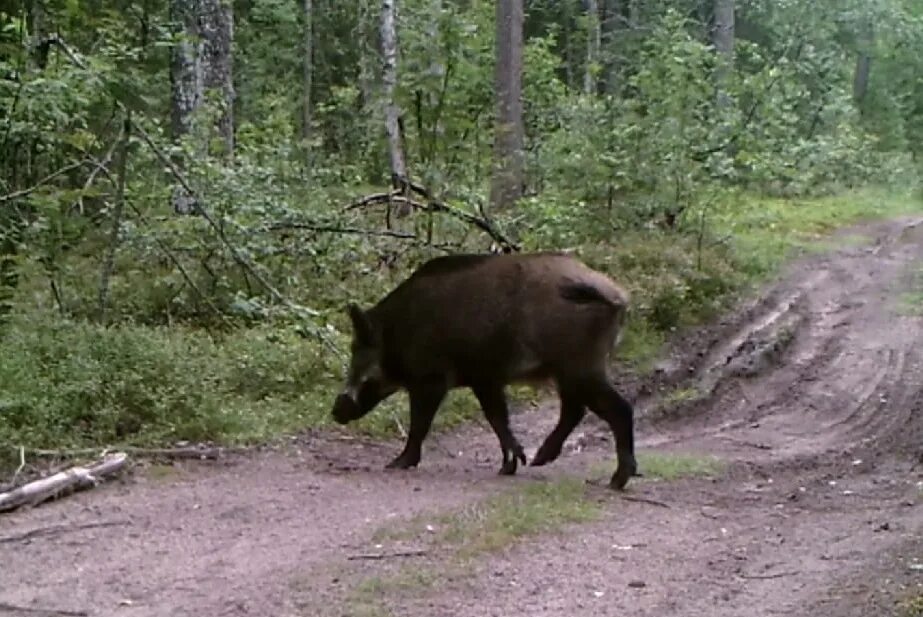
[386, 379, 448, 470]
[471, 383, 527, 476]
[531, 387, 586, 467]
[585, 378, 638, 490]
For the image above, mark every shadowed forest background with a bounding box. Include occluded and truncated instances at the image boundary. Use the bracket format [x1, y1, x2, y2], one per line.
[1, 0, 922, 465]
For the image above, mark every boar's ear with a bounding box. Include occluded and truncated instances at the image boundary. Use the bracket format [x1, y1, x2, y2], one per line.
[346, 303, 374, 345]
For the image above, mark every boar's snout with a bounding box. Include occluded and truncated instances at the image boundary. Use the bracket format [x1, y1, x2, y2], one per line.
[331, 393, 361, 424]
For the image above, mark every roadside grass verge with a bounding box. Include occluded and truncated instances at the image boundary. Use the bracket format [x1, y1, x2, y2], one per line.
[1, 187, 920, 468]
[338, 478, 602, 616]
[897, 593, 923, 617]
[590, 450, 726, 483]
[335, 450, 722, 615]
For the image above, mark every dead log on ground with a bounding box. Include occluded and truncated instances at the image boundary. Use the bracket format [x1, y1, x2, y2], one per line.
[0, 452, 127, 513]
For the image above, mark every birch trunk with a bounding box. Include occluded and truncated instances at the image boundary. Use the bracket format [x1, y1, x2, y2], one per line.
[489, 0, 525, 211]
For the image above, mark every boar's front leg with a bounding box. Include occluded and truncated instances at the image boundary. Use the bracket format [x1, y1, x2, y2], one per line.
[471, 383, 527, 475]
[386, 379, 448, 470]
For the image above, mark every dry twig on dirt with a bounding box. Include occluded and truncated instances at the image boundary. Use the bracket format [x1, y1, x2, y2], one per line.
[620, 495, 671, 508]
[0, 452, 127, 513]
[0, 602, 87, 616]
[346, 549, 428, 561]
[737, 570, 801, 580]
[0, 520, 130, 544]
[11, 444, 237, 461]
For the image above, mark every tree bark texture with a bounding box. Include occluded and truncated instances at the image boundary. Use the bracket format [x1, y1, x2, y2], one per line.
[600, 0, 623, 95]
[584, 0, 601, 95]
[712, 0, 735, 110]
[380, 0, 407, 188]
[852, 21, 873, 106]
[169, 0, 234, 214]
[169, 0, 235, 156]
[490, 0, 525, 211]
[301, 0, 314, 151]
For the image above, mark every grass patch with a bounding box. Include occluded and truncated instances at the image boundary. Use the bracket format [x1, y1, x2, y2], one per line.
[662, 386, 702, 406]
[636, 451, 725, 480]
[897, 594, 923, 617]
[896, 264, 923, 316]
[345, 478, 602, 616]
[898, 290, 923, 316]
[373, 477, 602, 553]
[709, 187, 921, 281]
[437, 477, 601, 558]
[592, 450, 725, 483]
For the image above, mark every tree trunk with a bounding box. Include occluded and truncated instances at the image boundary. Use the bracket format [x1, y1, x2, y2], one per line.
[97, 114, 131, 324]
[356, 0, 377, 116]
[198, 0, 234, 156]
[852, 21, 873, 107]
[600, 0, 623, 95]
[301, 0, 313, 157]
[712, 0, 735, 110]
[489, 0, 525, 211]
[380, 0, 408, 212]
[584, 0, 601, 95]
[169, 0, 234, 214]
[170, 0, 198, 144]
[26, 0, 50, 72]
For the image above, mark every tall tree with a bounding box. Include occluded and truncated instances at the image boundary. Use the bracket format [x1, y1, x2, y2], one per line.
[490, 0, 525, 211]
[170, 0, 235, 213]
[852, 19, 873, 106]
[600, 0, 623, 95]
[380, 0, 408, 202]
[301, 0, 314, 157]
[712, 0, 735, 110]
[584, 0, 601, 95]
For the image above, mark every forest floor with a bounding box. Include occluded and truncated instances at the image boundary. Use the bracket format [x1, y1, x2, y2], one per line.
[2, 215, 923, 617]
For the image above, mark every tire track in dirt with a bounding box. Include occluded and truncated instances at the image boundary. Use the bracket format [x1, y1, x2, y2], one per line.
[2, 216, 923, 617]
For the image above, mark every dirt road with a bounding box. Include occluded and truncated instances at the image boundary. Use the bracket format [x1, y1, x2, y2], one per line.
[2, 216, 922, 617]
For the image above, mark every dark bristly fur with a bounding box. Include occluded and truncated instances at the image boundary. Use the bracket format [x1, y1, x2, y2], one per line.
[330, 251, 638, 490]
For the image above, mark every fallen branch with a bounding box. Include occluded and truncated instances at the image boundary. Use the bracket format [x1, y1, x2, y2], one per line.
[620, 495, 671, 508]
[719, 435, 772, 450]
[346, 193, 425, 212]
[0, 160, 90, 204]
[0, 519, 129, 544]
[737, 570, 801, 580]
[347, 177, 521, 253]
[347, 549, 428, 561]
[0, 602, 87, 617]
[0, 452, 128, 513]
[268, 222, 417, 240]
[9, 444, 236, 461]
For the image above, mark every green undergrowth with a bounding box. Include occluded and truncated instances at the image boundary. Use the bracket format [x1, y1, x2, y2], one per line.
[1, 187, 920, 468]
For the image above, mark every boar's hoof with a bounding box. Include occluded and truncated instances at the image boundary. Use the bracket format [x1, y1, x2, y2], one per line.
[609, 459, 638, 491]
[385, 453, 420, 470]
[530, 443, 561, 467]
[499, 445, 527, 476]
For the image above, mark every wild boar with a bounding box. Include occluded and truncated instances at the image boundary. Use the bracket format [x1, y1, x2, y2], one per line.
[330, 252, 638, 490]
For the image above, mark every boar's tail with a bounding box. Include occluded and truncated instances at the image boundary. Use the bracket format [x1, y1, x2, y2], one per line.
[559, 280, 630, 346]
